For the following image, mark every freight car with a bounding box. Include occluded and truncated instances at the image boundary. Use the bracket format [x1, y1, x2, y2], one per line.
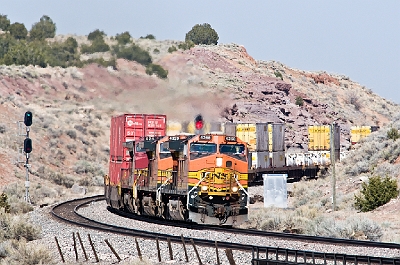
[105, 114, 249, 226]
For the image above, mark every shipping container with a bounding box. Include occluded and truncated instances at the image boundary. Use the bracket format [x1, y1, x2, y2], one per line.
[350, 126, 379, 145]
[225, 123, 285, 152]
[271, 151, 286, 167]
[308, 124, 340, 152]
[110, 114, 167, 161]
[250, 151, 270, 169]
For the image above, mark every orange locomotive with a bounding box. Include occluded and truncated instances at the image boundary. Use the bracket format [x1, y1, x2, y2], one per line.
[105, 124, 249, 225]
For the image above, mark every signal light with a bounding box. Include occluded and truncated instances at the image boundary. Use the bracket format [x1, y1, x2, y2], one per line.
[24, 138, 32, 153]
[24, 111, 33, 126]
[194, 114, 204, 130]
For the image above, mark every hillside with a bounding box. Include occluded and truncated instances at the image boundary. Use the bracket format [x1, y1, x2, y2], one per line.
[0, 35, 400, 241]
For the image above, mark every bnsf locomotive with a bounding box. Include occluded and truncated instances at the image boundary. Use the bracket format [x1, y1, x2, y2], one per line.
[104, 114, 249, 225]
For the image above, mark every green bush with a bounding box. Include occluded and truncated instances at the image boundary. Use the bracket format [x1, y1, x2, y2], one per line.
[295, 96, 304, 106]
[354, 176, 399, 212]
[87, 29, 105, 41]
[0, 14, 10, 31]
[46, 38, 80, 67]
[9, 22, 27, 39]
[178, 40, 195, 50]
[0, 34, 16, 59]
[2, 239, 53, 265]
[145, 63, 168, 79]
[185, 23, 219, 45]
[387, 127, 400, 141]
[81, 36, 110, 53]
[0, 193, 10, 213]
[140, 34, 155, 40]
[115, 31, 131, 45]
[29, 15, 56, 40]
[2, 40, 47, 67]
[115, 44, 152, 66]
[274, 71, 283, 80]
[167, 45, 177, 53]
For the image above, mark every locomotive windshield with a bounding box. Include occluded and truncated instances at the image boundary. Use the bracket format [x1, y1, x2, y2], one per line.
[190, 143, 217, 160]
[159, 142, 171, 159]
[219, 144, 246, 161]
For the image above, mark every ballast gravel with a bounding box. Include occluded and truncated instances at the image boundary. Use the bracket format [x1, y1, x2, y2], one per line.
[28, 196, 400, 265]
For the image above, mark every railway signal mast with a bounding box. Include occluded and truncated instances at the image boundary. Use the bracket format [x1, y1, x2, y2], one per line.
[23, 111, 33, 203]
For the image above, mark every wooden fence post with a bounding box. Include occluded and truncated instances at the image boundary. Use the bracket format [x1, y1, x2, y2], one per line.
[54, 236, 65, 263]
[167, 237, 174, 260]
[156, 237, 162, 262]
[135, 238, 143, 261]
[88, 234, 99, 262]
[190, 238, 203, 265]
[105, 239, 121, 262]
[72, 232, 78, 261]
[225, 248, 236, 265]
[180, 234, 189, 262]
[215, 241, 221, 265]
[76, 232, 88, 261]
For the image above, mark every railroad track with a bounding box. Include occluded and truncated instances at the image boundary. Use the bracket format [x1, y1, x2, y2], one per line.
[110, 203, 400, 250]
[52, 195, 400, 264]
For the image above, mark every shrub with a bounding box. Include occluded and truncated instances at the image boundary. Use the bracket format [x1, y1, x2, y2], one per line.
[274, 71, 283, 80]
[81, 36, 110, 53]
[185, 23, 219, 45]
[2, 40, 47, 67]
[9, 22, 27, 39]
[115, 31, 131, 45]
[29, 15, 56, 40]
[178, 40, 195, 50]
[0, 14, 10, 31]
[167, 45, 177, 53]
[387, 127, 400, 141]
[354, 175, 399, 212]
[87, 29, 106, 41]
[0, 34, 16, 59]
[2, 239, 53, 265]
[140, 34, 155, 40]
[66, 129, 77, 139]
[153, 48, 160, 54]
[115, 44, 152, 66]
[295, 96, 304, 106]
[0, 193, 10, 213]
[145, 63, 168, 79]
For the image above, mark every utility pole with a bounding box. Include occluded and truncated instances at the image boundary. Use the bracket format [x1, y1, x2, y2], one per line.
[330, 122, 336, 211]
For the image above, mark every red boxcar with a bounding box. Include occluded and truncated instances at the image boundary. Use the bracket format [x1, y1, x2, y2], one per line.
[109, 114, 167, 187]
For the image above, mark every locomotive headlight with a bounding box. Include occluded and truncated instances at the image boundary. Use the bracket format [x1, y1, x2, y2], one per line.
[216, 157, 223, 167]
[201, 185, 208, 191]
[232, 186, 238, 192]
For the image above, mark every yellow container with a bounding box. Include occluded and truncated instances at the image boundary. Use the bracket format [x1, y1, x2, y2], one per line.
[308, 125, 331, 151]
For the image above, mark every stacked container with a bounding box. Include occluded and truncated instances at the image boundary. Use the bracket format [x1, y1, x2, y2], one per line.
[109, 114, 167, 186]
[350, 126, 379, 145]
[308, 124, 340, 162]
[224, 123, 285, 170]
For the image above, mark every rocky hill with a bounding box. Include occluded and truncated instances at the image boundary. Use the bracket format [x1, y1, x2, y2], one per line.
[0, 35, 399, 206]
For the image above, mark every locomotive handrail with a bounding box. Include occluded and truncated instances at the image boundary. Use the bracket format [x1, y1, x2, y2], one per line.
[156, 171, 174, 204]
[233, 173, 249, 198]
[186, 172, 210, 207]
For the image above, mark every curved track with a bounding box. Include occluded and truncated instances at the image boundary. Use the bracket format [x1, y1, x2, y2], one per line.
[51, 195, 400, 264]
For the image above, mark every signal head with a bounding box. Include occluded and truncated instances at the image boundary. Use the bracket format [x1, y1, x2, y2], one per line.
[24, 138, 32, 153]
[194, 114, 204, 130]
[24, 111, 33, 126]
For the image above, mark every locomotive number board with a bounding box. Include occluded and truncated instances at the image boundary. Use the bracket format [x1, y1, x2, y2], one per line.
[199, 135, 212, 141]
[225, 136, 236, 142]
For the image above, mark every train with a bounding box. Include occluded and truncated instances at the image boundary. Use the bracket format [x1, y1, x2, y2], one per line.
[104, 114, 249, 226]
[104, 113, 379, 225]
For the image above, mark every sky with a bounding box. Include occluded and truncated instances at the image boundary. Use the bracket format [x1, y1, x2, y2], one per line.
[2, 1, 400, 103]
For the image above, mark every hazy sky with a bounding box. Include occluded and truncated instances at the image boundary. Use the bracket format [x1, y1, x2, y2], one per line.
[2, 1, 400, 103]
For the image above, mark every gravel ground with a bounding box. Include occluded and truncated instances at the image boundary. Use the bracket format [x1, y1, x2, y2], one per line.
[27, 191, 400, 265]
